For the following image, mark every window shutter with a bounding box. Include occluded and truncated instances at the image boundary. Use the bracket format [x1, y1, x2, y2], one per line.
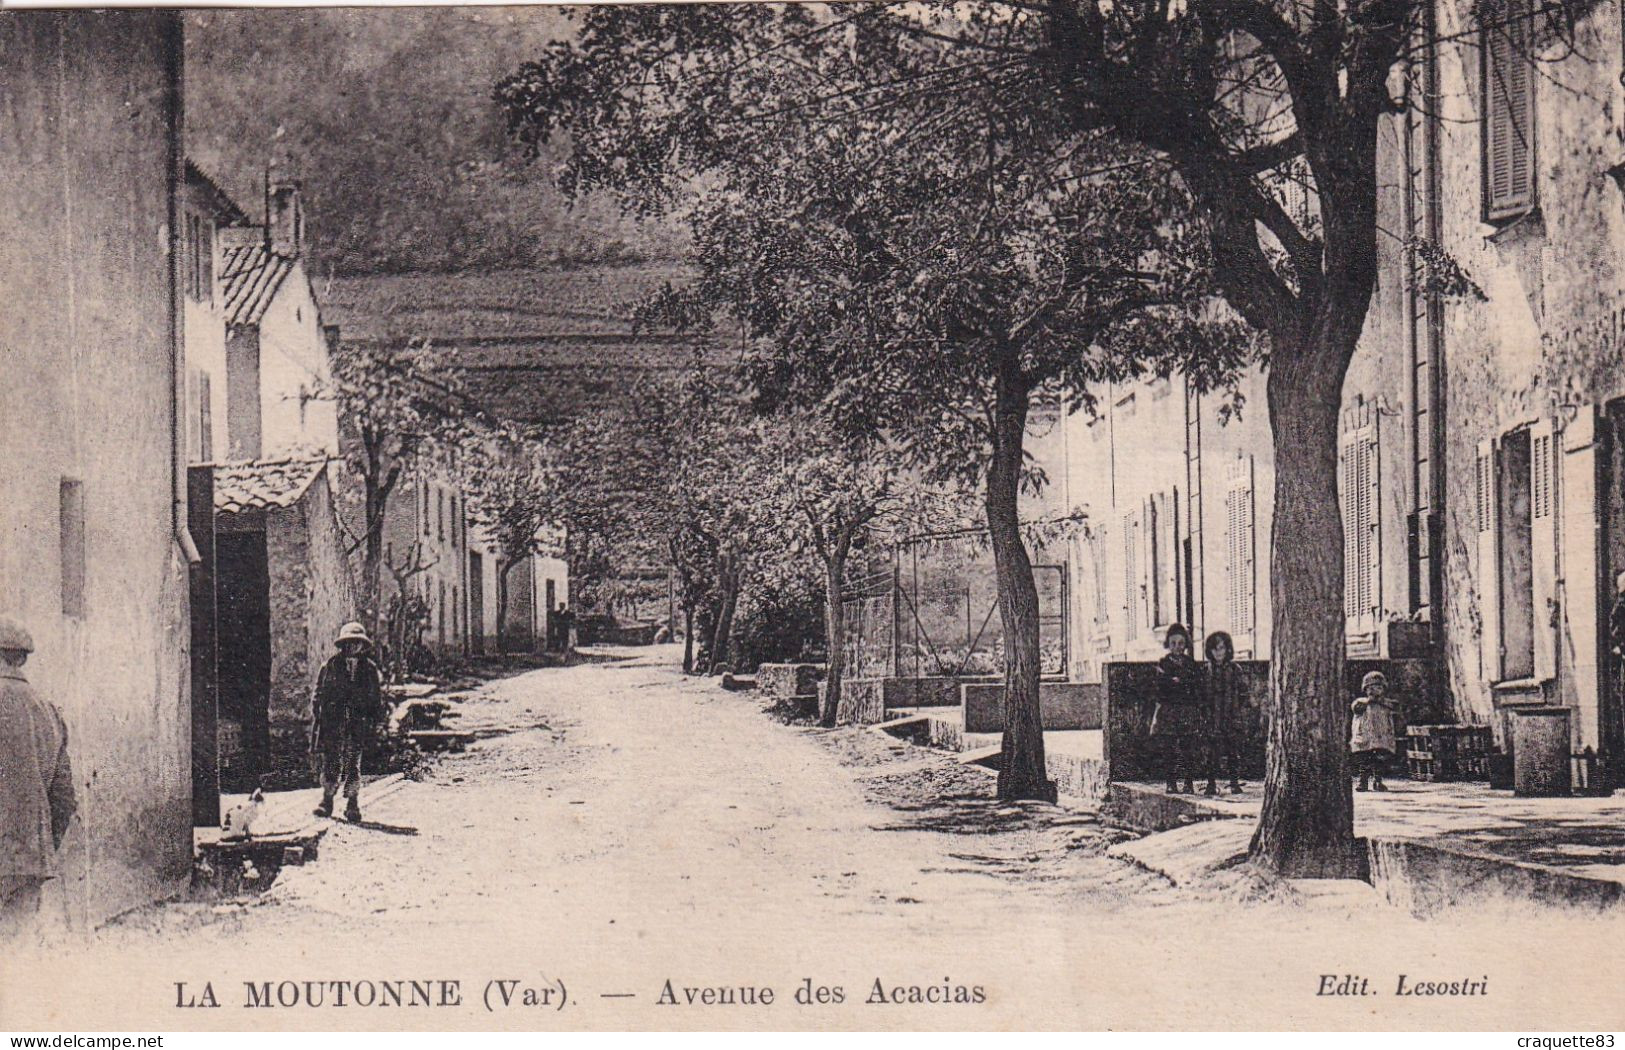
[1530, 418, 1558, 680]
[1477, 439, 1502, 681]
[1122, 512, 1139, 642]
[199, 372, 213, 462]
[1225, 456, 1256, 635]
[1485, 0, 1535, 218]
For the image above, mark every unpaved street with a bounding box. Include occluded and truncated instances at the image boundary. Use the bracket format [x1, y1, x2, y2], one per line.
[9, 646, 1624, 1030]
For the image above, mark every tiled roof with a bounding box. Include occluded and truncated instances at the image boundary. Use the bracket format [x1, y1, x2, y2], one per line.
[214, 458, 326, 515]
[220, 240, 296, 328]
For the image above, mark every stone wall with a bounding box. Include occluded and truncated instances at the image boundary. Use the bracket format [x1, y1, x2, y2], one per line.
[264, 472, 360, 786]
[962, 681, 1103, 734]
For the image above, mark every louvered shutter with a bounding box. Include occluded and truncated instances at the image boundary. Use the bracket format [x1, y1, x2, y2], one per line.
[1225, 457, 1257, 636]
[1530, 418, 1558, 680]
[1485, 0, 1535, 218]
[1477, 439, 1502, 681]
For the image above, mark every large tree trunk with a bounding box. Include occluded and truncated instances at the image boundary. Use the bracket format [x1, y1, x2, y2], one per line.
[988, 352, 1055, 803]
[496, 558, 519, 657]
[820, 543, 849, 728]
[708, 557, 739, 673]
[1249, 326, 1363, 877]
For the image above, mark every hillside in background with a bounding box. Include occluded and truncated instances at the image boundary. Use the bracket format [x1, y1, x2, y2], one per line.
[323, 266, 736, 426]
[185, 8, 687, 278]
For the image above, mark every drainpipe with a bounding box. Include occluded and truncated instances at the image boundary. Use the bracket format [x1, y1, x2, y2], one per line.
[165, 14, 201, 566]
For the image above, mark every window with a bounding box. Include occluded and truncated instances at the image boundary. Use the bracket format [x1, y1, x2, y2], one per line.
[1224, 457, 1256, 635]
[198, 372, 213, 462]
[422, 482, 431, 537]
[438, 490, 446, 542]
[1483, 0, 1535, 219]
[184, 213, 213, 303]
[60, 479, 85, 618]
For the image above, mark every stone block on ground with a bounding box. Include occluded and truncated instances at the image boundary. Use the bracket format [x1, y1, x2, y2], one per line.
[757, 663, 823, 698]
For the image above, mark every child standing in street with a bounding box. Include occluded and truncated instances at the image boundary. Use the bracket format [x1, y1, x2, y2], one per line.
[1350, 670, 1401, 792]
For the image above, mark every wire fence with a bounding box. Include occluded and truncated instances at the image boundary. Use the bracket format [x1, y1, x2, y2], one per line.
[842, 538, 1068, 679]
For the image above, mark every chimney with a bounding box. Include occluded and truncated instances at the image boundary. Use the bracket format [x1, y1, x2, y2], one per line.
[322, 324, 341, 355]
[268, 179, 304, 258]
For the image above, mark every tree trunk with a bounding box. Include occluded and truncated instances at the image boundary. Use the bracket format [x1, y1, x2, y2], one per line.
[820, 543, 849, 728]
[496, 558, 519, 658]
[988, 351, 1055, 803]
[362, 479, 385, 639]
[1249, 333, 1361, 877]
[683, 606, 696, 674]
[708, 557, 739, 674]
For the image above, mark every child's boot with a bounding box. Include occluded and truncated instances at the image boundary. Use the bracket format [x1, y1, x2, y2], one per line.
[1356, 773, 1369, 792]
[1229, 778, 1243, 794]
[1181, 778, 1195, 794]
[1373, 776, 1387, 792]
[1203, 779, 1218, 797]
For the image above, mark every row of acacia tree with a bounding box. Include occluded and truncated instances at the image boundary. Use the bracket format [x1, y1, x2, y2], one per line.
[487, 0, 1581, 877]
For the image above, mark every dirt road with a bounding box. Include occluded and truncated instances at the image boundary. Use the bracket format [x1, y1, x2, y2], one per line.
[10, 645, 1624, 1030]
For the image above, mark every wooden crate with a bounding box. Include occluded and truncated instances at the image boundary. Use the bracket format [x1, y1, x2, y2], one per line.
[1405, 724, 1493, 782]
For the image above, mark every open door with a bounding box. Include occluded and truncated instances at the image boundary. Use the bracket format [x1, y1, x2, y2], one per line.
[187, 466, 219, 827]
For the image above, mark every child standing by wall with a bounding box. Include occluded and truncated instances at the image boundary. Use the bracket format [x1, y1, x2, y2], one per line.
[1152, 623, 1202, 794]
[1350, 670, 1401, 792]
[1202, 631, 1245, 796]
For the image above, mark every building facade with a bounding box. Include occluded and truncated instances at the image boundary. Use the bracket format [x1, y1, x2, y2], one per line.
[0, 11, 194, 928]
[1058, 0, 1625, 771]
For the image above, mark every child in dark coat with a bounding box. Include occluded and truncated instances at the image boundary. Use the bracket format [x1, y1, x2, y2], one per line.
[1202, 631, 1246, 796]
[1152, 623, 1201, 794]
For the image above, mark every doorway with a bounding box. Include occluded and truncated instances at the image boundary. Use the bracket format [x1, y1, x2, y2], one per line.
[1600, 402, 1625, 765]
[215, 527, 271, 791]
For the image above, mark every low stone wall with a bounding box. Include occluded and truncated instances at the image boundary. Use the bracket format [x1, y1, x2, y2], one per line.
[885, 676, 963, 709]
[759, 663, 822, 698]
[962, 681, 1103, 734]
[1048, 750, 1110, 804]
[1103, 657, 1438, 783]
[836, 678, 887, 724]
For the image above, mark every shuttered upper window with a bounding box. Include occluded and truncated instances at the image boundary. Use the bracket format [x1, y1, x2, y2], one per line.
[1483, 0, 1536, 220]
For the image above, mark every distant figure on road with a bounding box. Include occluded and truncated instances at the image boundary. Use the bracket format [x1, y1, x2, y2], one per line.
[1151, 622, 1201, 795]
[1350, 670, 1401, 792]
[0, 617, 77, 939]
[1202, 630, 1245, 797]
[311, 621, 384, 823]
